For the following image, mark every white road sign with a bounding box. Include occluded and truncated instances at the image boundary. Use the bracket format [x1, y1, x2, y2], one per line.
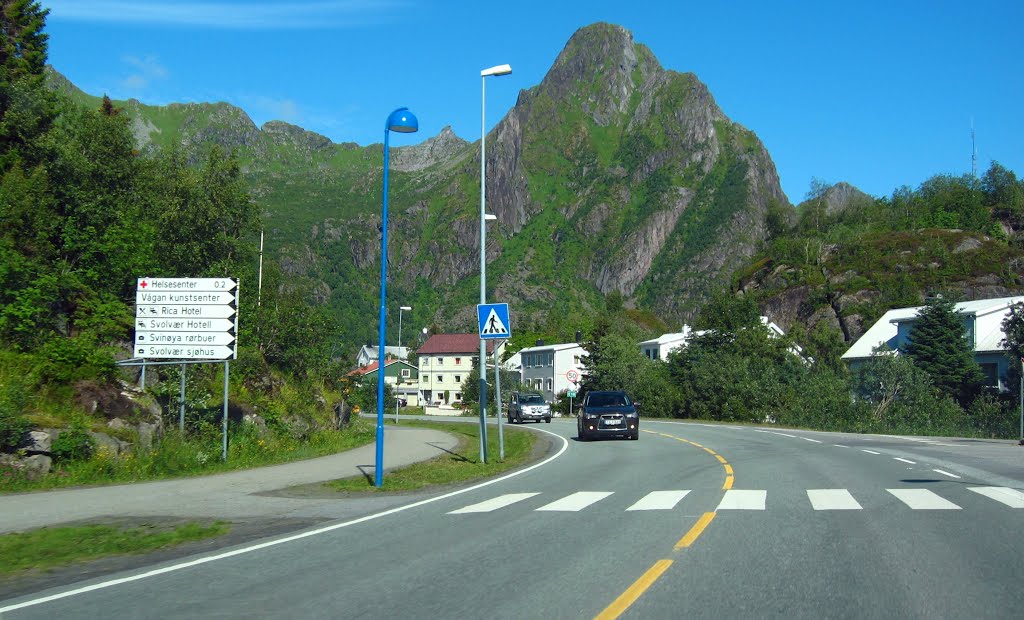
[136, 290, 235, 305]
[135, 304, 237, 319]
[566, 369, 580, 383]
[135, 317, 235, 332]
[134, 344, 235, 360]
[135, 331, 236, 346]
[137, 277, 237, 291]
[134, 276, 238, 360]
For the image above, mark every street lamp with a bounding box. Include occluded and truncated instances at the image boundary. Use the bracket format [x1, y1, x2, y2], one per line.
[479, 63, 512, 464]
[396, 305, 411, 423]
[376, 107, 418, 488]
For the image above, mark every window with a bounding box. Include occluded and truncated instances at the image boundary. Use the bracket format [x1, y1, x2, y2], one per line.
[546, 378, 552, 391]
[401, 369, 411, 378]
[421, 357, 427, 367]
[548, 353, 553, 367]
[436, 357, 443, 365]
[980, 363, 999, 387]
[455, 375, 461, 383]
[455, 357, 462, 365]
[436, 375, 443, 383]
[534, 379, 543, 390]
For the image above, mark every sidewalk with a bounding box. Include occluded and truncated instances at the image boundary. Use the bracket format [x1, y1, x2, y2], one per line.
[0, 425, 458, 534]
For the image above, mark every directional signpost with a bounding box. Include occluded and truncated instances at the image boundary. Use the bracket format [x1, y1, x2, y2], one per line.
[134, 277, 238, 360]
[134, 277, 239, 460]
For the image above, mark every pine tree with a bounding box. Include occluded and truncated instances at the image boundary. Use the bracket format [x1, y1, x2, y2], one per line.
[904, 296, 985, 407]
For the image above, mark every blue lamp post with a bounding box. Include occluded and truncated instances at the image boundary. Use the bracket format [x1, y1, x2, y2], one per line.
[376, 106, 418, 488]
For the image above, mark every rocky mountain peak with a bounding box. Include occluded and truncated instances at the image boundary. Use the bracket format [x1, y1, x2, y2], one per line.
[540, 22, 662, 125]
[261, 120, 332, 151]
[392, 125, 470, 172]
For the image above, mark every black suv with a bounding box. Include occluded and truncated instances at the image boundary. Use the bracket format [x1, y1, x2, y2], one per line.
[577, 390, 639, 440]
[508, 392, 551, 423]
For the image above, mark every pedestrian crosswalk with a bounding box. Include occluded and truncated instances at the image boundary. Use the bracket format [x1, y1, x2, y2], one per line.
[445, 487, 1024, 515]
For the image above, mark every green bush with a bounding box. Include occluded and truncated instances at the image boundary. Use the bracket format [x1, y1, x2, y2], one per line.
[0, 378, 31, 450]
[51, 422, 95, 463]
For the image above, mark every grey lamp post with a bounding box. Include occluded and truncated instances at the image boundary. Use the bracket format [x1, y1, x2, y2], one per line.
[479, 63, 512, 464]
[375, 107, 418, 488]
[396, 305, 411, 423]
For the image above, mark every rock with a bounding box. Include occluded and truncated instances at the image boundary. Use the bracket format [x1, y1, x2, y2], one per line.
[242, 413, 267, 434]
[23, 454, 51, 477]
[87, 431, 130, 456]
[953, 237, 983, 254]
[136, 421, 161, 450]
[25, 430, 51, 453]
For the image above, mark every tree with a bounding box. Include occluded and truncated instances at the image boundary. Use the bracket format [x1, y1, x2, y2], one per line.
[904, 296, 985, 407]
[0, 0, 54, 171]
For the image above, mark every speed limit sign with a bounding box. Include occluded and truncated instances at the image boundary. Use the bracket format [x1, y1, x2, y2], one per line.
[566, 369, 580, 383]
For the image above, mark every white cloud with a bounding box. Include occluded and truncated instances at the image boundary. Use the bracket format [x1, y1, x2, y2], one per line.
[120, 54, 168, 90]
[241, 94, 302, 122]
[46, 1, 411, 29]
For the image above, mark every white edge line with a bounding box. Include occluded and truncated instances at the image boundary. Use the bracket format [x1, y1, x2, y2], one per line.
[861, 449, 881, 455]
[801, 437, 822, 443]
[894, 457, 916, 464]
[0, 427, 571, 613]
[933, 468, 962, 479]
[834, 444, 849, 448]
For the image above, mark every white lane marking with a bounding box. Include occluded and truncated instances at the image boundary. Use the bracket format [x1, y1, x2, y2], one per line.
[894, 457, 916, 464]
[536, 491, 614, 512]
[754, 430, 796, 437]
[801, 437, 822, 443]
[968, 487, 1024, 508]
[861, 449, 881, 455]
[448, 493, 540, 514]
[888, 488, 961, 510]
[726, 426, 743, 430]
[933, 469, 961, 479]
[834, 444, 849, 448]
[717, 490, 767, 510]
[807, 489, 863, 510]
[626, 490, 690, 511]
[0, 426, 571, 614]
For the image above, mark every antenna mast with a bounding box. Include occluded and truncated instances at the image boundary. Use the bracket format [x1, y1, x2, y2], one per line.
[971, 118, 977, 178]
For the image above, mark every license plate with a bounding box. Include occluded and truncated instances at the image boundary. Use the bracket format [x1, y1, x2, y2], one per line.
[605, 419, 621, 425]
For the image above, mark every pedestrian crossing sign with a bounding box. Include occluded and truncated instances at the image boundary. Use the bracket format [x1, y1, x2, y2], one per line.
[477, 303, 511, 340]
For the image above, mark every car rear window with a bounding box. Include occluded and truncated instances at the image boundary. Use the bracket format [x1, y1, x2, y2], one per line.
[589, 393, 628, 407]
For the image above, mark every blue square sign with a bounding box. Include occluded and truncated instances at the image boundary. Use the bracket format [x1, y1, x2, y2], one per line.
[477, 303, 511, 340]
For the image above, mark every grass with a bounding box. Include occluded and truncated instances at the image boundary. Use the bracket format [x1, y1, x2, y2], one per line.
[326, 420, 539, 493]
[0, 521, 230, 575]
[0, 420, 377, 493]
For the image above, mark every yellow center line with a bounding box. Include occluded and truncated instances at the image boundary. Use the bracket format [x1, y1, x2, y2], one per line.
[594, 430, 735, 619]
[595, 559, 674, 620]
[674, 511, 716, 550]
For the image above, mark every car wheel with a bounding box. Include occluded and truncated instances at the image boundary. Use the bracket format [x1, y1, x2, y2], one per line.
[545, 417, 551, 423]
[630, 432, 639, 440]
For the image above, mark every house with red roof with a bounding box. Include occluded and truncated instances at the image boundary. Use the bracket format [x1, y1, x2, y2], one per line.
[417, 334, 505, 406]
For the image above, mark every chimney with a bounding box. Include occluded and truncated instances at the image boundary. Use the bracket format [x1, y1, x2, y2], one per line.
[536, 339, 544, 347]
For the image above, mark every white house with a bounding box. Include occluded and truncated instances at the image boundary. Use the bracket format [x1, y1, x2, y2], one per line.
[356, 345, 410, 367]
[841, 296, 1024, 391]
[639, 326, 697, 361]
[417, 334, 504, 405]
[517, 341, 588, 401]
[639, 317, 800, 361]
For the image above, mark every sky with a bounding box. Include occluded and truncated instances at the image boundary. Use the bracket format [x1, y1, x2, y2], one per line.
[42, 0, 1023, 204]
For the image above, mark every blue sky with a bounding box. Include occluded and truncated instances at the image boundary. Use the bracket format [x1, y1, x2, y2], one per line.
[43, 0, 1023, 203]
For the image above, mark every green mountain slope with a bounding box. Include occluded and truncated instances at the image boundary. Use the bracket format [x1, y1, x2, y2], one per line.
[49, 23, 789, 352]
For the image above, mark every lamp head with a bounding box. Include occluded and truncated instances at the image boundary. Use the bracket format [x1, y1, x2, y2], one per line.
[400, 306, 412, 311]
[386, 108, 419, 133]
[481, 64, 512, 77]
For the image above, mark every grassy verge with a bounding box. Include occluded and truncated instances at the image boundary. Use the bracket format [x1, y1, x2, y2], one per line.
[327, 420, 540, 492]
[0, 420, 377, 493]
[0, 521, 230, 575]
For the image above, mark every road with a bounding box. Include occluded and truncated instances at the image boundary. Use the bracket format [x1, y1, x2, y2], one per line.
[3, 419, 1024, 618]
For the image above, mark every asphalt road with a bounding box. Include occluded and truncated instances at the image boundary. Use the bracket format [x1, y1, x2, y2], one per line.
[3, 419, 1023, 619]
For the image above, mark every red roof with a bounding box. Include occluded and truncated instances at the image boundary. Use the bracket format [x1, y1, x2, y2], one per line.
[346, 359, 410, 377]
[418, 333, 497, 355]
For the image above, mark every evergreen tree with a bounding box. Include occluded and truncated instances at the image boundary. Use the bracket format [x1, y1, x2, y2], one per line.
[904, 296, 985, 407]
[0, 0, 54, 170]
